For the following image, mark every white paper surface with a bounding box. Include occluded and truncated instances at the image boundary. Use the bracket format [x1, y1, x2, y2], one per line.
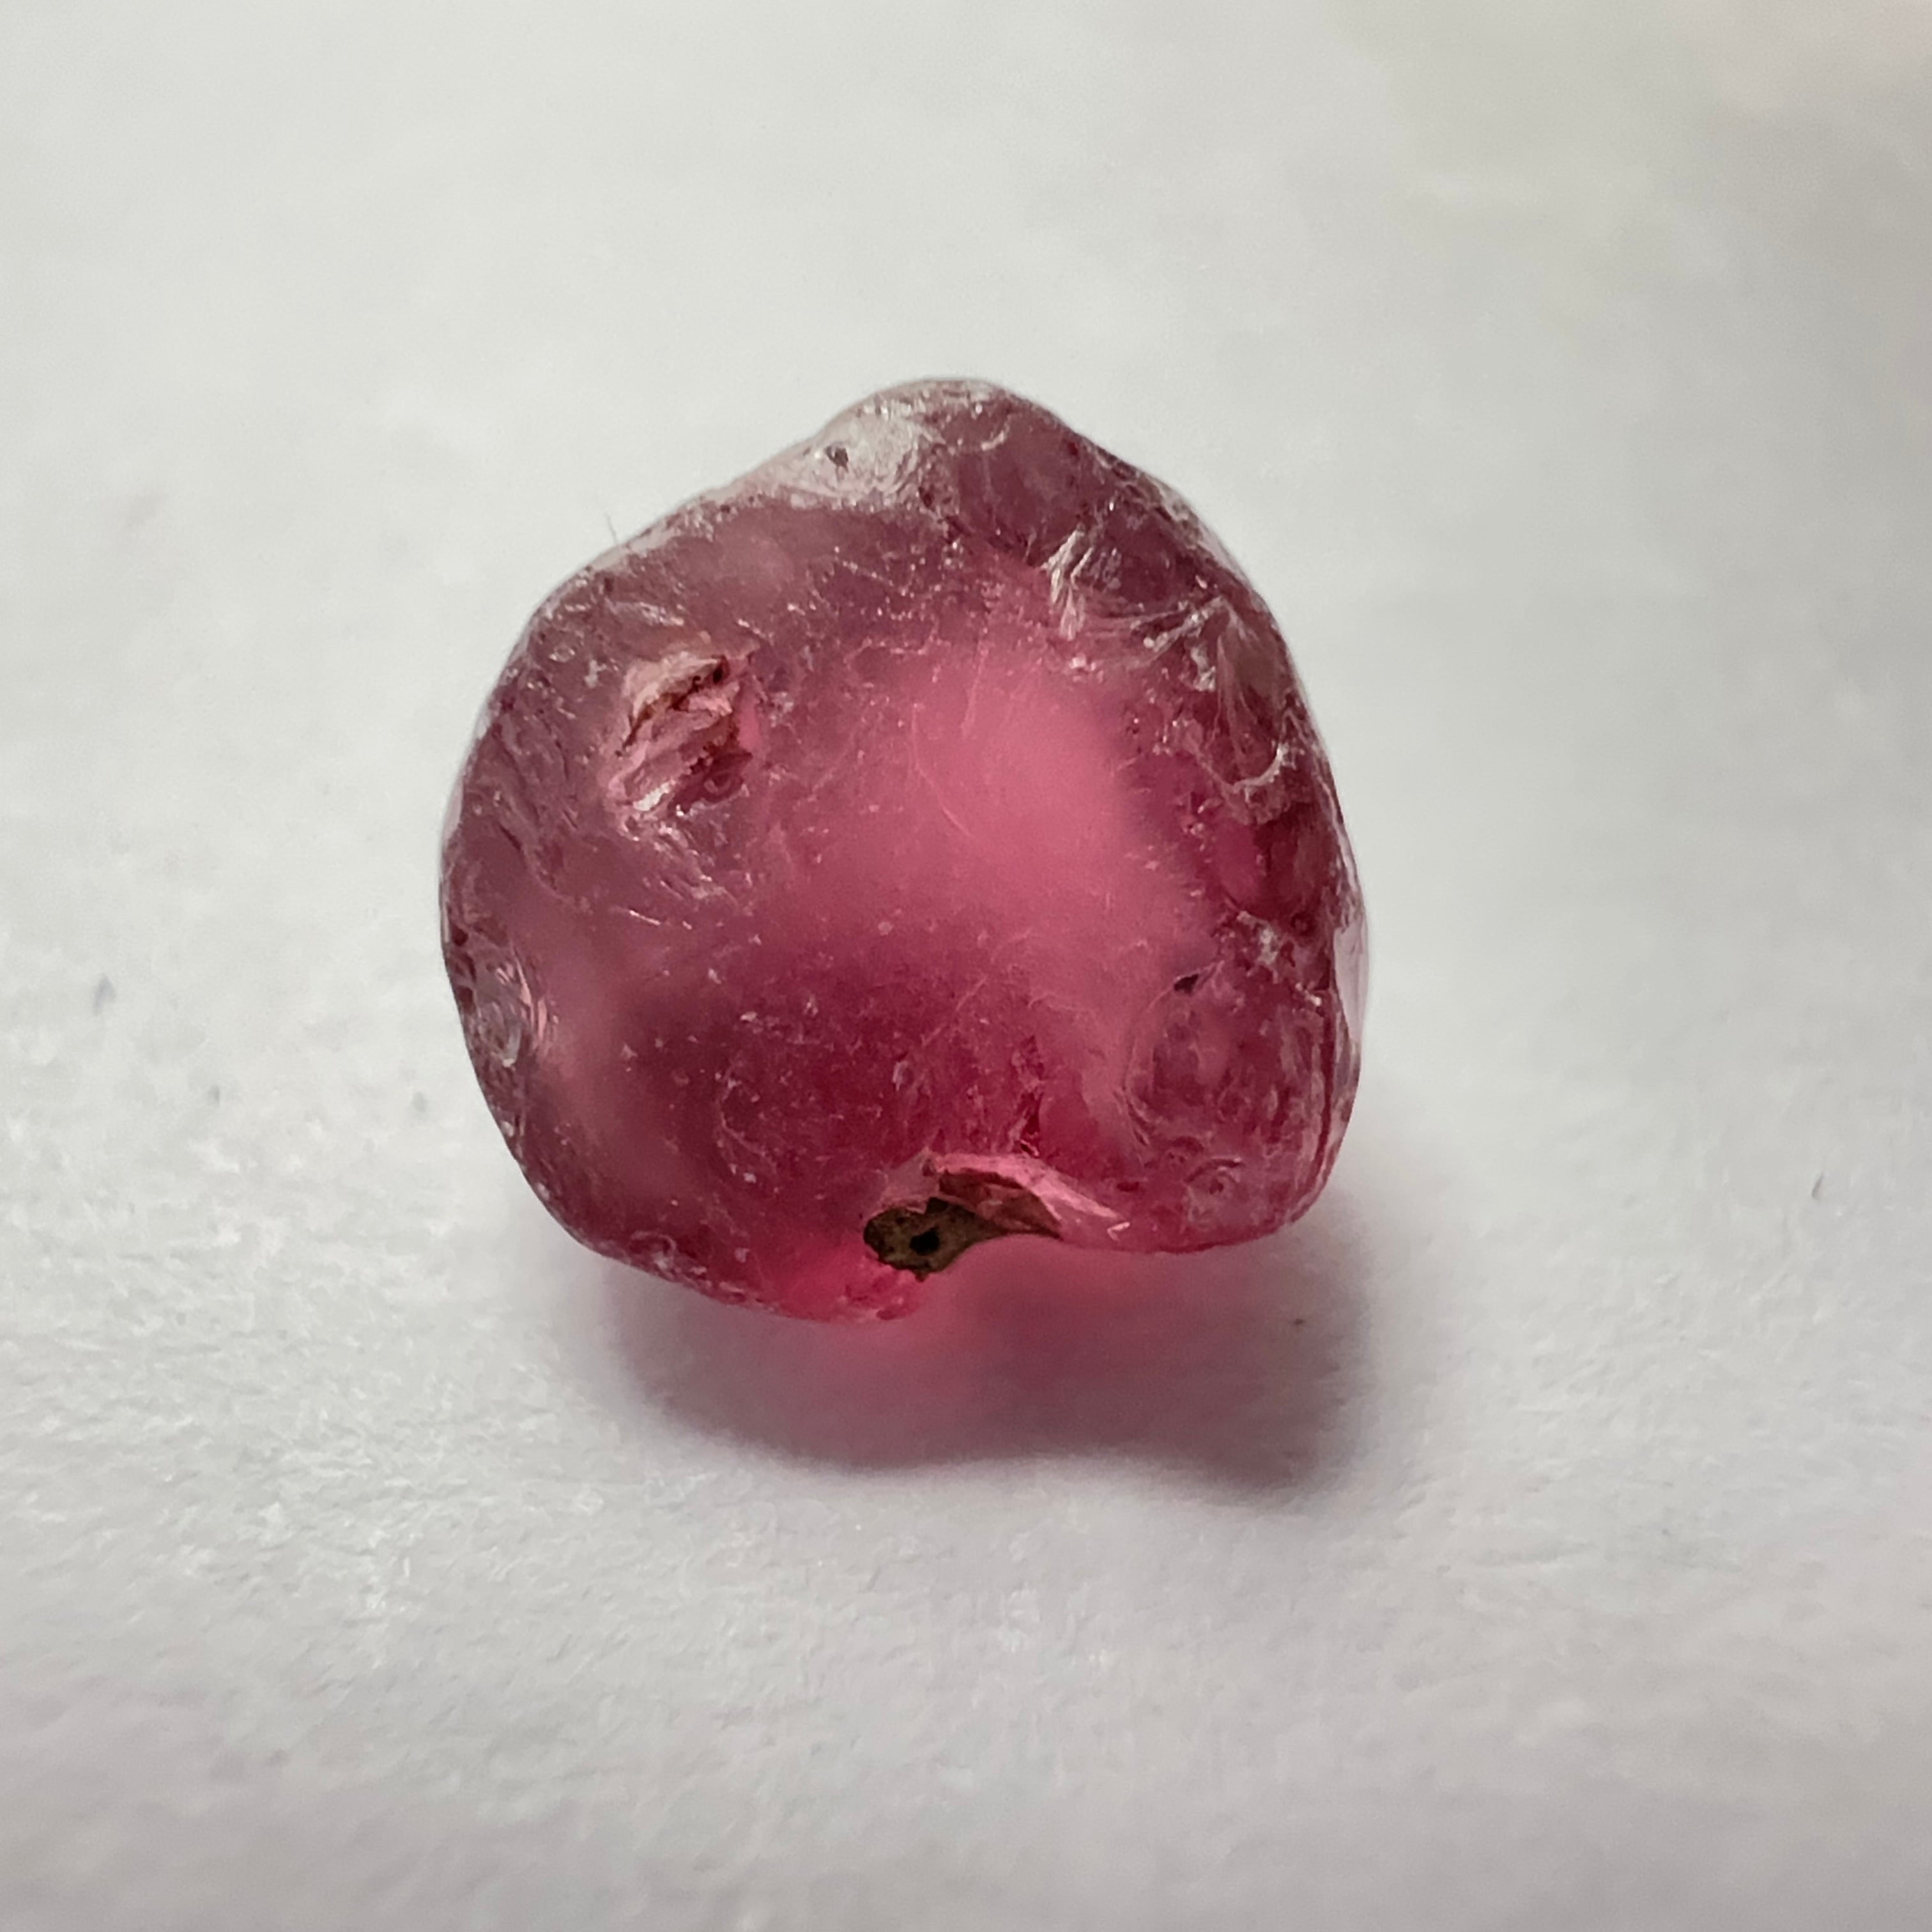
[5, 3, 1930, 1927]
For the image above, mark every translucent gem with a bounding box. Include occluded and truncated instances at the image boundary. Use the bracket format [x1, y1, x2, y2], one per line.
[441, 381, 1365, 1320]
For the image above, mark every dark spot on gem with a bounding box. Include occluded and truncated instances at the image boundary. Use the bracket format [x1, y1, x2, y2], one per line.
[1172, 972, 1200, 993]
[862, 1197, 1011, 1278]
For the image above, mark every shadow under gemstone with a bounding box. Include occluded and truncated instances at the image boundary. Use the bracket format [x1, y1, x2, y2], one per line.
[586, 1184, 1376, 1494]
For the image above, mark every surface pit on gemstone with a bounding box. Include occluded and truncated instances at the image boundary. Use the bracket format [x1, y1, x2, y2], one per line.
[862, 1198, 1018, 1278]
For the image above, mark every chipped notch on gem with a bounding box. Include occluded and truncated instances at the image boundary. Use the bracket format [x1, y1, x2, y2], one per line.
[441, 379, 1365, 1320]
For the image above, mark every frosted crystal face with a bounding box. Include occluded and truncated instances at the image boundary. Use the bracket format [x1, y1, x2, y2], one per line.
[441, 381, 1365, 1319]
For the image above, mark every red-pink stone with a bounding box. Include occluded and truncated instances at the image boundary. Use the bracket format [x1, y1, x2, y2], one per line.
[442, 381, 1365, 1320]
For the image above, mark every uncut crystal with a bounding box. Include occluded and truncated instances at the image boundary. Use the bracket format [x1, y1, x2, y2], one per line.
[441, 381, 1365, 1319]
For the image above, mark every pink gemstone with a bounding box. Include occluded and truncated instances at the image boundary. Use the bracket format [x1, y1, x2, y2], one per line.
[442, 381, 1365, 1320]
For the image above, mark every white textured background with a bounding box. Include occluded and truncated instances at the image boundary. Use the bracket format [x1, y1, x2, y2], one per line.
[5, 3, 1931, 1927]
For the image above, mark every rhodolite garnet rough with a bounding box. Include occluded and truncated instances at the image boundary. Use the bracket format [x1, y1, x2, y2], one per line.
[441, 381, 1365, 1320]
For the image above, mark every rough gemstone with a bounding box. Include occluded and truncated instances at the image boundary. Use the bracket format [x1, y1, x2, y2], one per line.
[441, 381, 1365, 1321]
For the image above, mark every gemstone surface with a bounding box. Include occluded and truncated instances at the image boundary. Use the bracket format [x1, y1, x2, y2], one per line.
[441, 381, 1365, 1320]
